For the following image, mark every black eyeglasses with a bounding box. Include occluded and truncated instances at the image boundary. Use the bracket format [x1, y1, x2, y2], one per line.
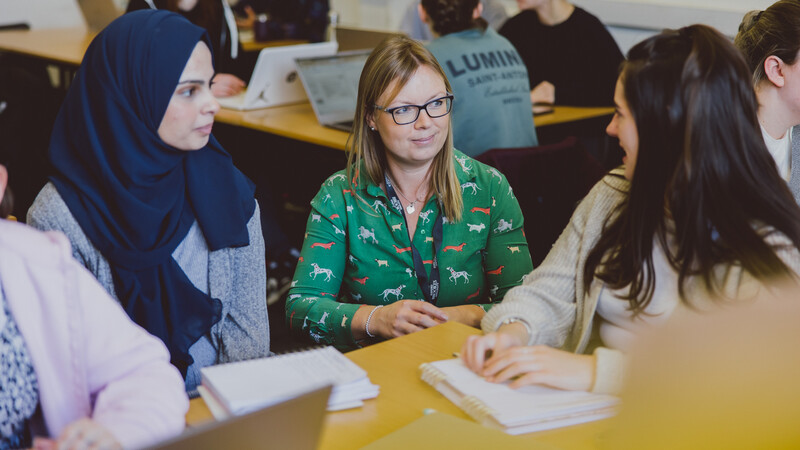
[374, 94, 454, 125]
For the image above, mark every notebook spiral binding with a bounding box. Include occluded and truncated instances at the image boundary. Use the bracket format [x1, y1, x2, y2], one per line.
[419, 363, 447, 385]
[204, 345, 333, 375]
[460, 395, 495, 423]
[272, 345, 328, 357]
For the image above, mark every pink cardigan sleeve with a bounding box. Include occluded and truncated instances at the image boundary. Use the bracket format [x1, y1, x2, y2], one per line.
[0, 221, 188, 448]
[75, 258, 189, 448]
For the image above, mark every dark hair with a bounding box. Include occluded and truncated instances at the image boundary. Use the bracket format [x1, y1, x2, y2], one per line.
[420, 0, 487, 36]
[164, 0, 220, 38]
[735, 1, 800, 86]
[0, 180, 12, 218]
[584, 25, 800, 313]
[0, 137, 12, 219]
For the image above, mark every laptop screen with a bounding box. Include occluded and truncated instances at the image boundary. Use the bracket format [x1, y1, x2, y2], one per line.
[296, 51, 371, 125]
[148, 385, 331, 450]
[335, 26, 403, 52]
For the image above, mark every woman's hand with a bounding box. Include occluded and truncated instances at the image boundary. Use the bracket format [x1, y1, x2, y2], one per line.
[211, 73, 246, 98]
[372, 300, 448, 339]
[483, 345, 596, 391]
[530, 81, 555, 105]
[440, 305, 485, 328]
[32, 419, 122, 450]
[236, 6, 257, 29]
[460, 324, 527, 374]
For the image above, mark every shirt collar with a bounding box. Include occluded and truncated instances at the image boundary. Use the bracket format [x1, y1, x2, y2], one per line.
[361, 149, 477, 197]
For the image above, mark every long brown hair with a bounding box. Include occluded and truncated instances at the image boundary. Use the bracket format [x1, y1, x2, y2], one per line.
[735, 0, 800, 86]
[347, 35, 463, 223]
[583, 25, 800, 313]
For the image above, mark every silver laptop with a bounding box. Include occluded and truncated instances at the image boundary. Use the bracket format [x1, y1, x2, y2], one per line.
[295, 50, 371, 132]
[77, 0, 121, 32]
[147, 385, 331, 450]
[217, 41, 338, 111]
[335, 25, 404, 52]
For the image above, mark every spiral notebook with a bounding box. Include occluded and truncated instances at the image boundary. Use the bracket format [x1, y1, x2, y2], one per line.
[200, 346, 379, 418]
[419, 358, 618, 435]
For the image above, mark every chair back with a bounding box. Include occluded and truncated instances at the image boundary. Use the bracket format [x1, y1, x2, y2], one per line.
[476, 137, 606, 267]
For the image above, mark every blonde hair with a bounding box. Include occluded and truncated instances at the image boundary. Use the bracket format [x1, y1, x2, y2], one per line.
[346, 35, 463, 223]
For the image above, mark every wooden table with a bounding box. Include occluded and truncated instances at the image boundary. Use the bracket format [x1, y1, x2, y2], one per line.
[534, 106, 613, 128]
[185, 322, 607, 449]
[238, 30, 307, 53]
[0, 27, 304, 64]
[215, 104, 349, 151]
[0, 27, 92, 64]
[0, 28, 613, 152]
[214, 104, 613, 153]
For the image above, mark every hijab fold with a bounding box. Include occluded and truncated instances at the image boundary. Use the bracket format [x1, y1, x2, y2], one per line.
[47, 10, 255, 374]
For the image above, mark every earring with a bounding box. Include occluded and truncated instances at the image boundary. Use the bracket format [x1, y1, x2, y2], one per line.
[370, 127, 376, 131]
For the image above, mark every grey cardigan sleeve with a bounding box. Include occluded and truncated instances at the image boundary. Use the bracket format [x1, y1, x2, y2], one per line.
[481, 172, 629, 350]
[27, 182, 119, 300]
[209, 201, 271, 363]
[29, 183, 271, 362]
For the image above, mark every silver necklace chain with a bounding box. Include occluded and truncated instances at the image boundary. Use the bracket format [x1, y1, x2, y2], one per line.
[389, 176, 426, 214]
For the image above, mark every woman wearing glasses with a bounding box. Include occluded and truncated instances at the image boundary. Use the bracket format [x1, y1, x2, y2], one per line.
[286, 36, 533, 350]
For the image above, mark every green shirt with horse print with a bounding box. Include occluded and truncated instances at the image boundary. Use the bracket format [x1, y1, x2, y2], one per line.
[286, 151, 534, 350]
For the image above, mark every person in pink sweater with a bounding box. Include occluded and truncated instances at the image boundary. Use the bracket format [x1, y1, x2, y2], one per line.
[0, 164, 187, 449]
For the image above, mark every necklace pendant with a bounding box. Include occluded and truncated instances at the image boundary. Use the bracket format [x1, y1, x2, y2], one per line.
[406, 203, 416, 214]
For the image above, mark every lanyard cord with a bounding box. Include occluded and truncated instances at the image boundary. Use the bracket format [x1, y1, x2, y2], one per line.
[383, 173, 443, 304]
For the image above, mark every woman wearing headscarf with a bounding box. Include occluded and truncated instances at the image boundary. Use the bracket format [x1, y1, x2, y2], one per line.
[27, 10, 270, 394]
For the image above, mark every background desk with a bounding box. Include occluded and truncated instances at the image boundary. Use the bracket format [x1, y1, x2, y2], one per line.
[0, 28, 303, 66]
[215, 104, 613, 153]
[0, 28, 613, 152]
[0, 27, 90, 65]
[186, 322, 607, 450]
[215, 105, 349, 151]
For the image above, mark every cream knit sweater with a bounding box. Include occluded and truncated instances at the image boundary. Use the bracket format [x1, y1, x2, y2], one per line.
[483, 169, 800, 394]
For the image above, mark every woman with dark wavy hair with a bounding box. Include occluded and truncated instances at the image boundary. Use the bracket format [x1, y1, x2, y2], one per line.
[418, 0, 537, 156]
[735, 0, 800, 203]
[461, 25, 800, 395]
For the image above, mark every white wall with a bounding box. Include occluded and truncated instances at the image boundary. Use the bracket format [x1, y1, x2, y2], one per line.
[573, 0, 776, 53]
[328, 0, 776, 54]
[573, 0, 773, 35]
[8, 0, 772, 45]
[330, 0, 415, 29]
[1, 0, 85, 29]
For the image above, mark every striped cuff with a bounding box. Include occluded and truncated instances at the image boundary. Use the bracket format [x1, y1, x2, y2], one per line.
[481, 304, 536, 346]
